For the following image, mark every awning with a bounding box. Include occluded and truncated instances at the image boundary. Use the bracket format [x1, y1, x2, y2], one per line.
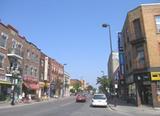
[23, 83, 39, 90]
[0, 80, 12, 85]
[39, 82, 45, 88]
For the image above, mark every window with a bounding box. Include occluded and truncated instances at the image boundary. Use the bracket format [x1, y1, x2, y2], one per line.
[30, 67, 33, 75]
[12, 39, 16, 48]
[155, 16, 160, 33]
[133, 18, 142, 39]
[41, 60, 44, 67]
[25, 65, 28, 74]
[0, 53, 5, 68]
[157, 81, 160, 96]
[34, 68, 37, 77]
[27, 50, 30, 59]
[0, 32, 8, 48]
[41, 72, 44, 80]
[136, 45, 145, 65]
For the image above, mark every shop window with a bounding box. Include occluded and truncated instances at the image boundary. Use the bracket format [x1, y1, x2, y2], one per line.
[157, 81, 160, 95]
[155, 16, 160, 33]
[157, 81, 160, 102]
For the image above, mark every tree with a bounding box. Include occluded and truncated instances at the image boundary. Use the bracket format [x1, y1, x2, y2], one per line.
[96, 76, 111, 94]
[73, 82, 81, 92]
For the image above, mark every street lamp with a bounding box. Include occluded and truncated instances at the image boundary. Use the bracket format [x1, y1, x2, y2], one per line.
[102, 23, 114, 94]
[11, 69, 20, 105]
[63, 64, 67, 97]
[102, 23, 113, 53]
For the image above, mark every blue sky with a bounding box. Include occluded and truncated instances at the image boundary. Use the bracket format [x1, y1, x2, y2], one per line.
[0, 0, 158, 86]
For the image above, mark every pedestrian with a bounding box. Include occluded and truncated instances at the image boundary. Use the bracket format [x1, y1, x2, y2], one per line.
[114, 92, 117, 107]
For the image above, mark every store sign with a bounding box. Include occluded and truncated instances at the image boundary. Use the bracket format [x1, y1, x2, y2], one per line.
[151, 72, 160, 81]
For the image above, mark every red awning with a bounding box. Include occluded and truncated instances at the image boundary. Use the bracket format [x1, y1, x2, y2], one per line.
[23, 83, 39, 90]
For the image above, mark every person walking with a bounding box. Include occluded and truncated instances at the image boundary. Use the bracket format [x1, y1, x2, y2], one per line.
[114, 92, 117, 107]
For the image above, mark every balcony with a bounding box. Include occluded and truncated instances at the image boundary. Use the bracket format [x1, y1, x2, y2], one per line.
[132, 60, 148, 71]
[130, 36, 146, 45]
[5, 67, 22, 77]
[7, 48, 23, 59]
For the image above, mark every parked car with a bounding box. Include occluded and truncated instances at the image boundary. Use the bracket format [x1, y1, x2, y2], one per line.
[76, 94, 86, 102]
[91, 94, 107, 107]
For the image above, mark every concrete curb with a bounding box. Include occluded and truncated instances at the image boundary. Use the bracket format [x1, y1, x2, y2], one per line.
[108, 104, 117, 111]
[0, 97, 65, 109]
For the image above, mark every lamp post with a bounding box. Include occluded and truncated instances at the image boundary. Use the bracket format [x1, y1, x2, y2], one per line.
[11, 79, 15, 105]
[102, 24, 113, 53]
[102, 23, 114, 94]
[63, 64, 67, 97]
[11, 69, 20, 105]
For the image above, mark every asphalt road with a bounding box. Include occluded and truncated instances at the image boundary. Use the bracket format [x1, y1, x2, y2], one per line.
[0, 96, 159, 116]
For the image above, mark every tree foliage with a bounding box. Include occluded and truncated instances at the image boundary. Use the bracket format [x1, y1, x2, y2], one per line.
[96, 76, 111, 93]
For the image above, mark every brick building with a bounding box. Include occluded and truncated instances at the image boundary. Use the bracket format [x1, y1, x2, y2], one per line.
[22, 40, 40, 99]
[122, 3, 160, 107]
[0, 23, 25, 100]
[0, 22, 65, 101]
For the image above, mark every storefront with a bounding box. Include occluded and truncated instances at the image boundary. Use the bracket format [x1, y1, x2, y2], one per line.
[22, 76, 39, 99]
[150, 72, 160, 107]
[0, 81, 12, 101]
[0, 76, 12, 101]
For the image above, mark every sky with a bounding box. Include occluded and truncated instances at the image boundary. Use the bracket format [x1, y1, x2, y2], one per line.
[0, 0, 159, 87]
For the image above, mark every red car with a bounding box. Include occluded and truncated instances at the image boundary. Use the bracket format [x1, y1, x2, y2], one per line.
[76, 94, 86, 102]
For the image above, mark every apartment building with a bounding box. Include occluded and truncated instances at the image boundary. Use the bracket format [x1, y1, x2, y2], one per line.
[22, 40, 41, 98]
[0, 23, 26, 100]
[0, 22, 65, 101]
[122, 3, 160, 107]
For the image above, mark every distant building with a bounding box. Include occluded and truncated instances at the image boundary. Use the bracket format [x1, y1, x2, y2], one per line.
[108, 52, 119, 91]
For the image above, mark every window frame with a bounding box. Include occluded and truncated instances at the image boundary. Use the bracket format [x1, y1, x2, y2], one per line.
[155, 15, 160, 33]
[0, 52, 5, 69]
[0, 32, 8, 49]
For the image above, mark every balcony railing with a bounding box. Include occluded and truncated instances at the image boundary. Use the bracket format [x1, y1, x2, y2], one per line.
[6, 66, 22, 77]
[7, 48, 23, 59]
[132, 60, 148, 71]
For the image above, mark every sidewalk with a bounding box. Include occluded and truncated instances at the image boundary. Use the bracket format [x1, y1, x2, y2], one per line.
[108, 98, 160, 115]
[0, 96, 69, 109]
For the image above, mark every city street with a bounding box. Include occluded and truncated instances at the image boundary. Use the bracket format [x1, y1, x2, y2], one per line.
[0, 96, 160, 116]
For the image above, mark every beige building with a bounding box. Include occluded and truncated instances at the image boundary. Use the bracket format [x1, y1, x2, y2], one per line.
[122, 3, 160, 107]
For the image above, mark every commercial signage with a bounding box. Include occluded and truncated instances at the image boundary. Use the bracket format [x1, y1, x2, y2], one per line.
[151, 72, 160, 81]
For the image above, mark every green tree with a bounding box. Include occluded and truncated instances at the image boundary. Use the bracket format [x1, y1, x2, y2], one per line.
[73, 82, 81, 92]
[86, 85, 93, 92]
[96, 76, 111, 94]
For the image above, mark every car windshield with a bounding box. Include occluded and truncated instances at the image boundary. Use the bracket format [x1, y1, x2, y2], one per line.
[93, 95, 106, 99]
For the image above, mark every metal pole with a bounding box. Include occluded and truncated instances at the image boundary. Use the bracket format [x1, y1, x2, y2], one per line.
[11, 79, 15, 105]
[108, 25, 113, 53]
[63, 64, 67, 97]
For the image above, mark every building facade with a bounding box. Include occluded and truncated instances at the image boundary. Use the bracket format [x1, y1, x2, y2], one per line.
[108, 52, 119, 92]
[0, 22, 65, 101]
[22, 40, 40, 99]
[122, 3, 160, 107]
[118, 32, 126, 98]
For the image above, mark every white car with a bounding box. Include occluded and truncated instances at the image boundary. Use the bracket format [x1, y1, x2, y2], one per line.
[91, 94, 107, 107]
